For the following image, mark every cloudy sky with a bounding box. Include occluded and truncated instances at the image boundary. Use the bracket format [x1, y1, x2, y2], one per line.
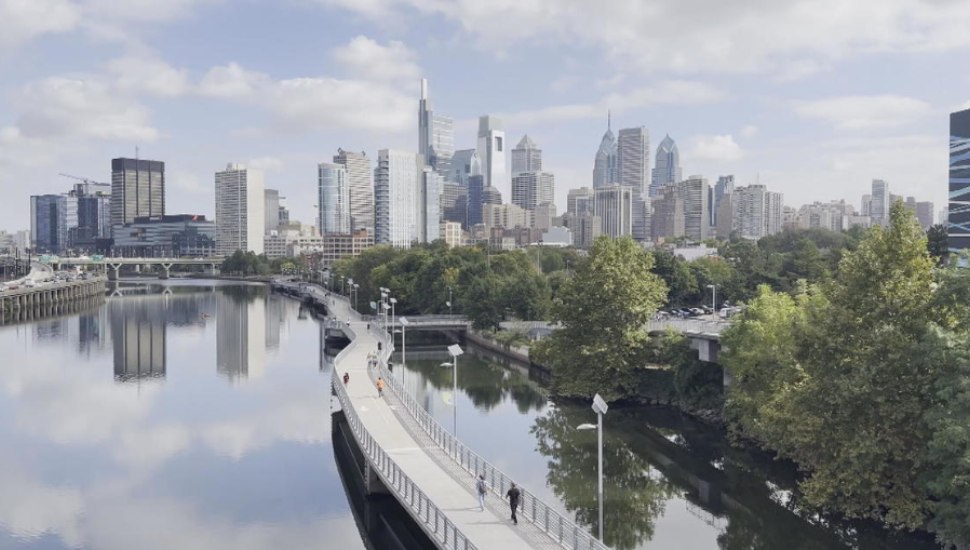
[1, 0, 967, 231]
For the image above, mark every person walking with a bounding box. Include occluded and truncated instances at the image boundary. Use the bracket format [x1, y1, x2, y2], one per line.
[506, 482, 521, 524]
[376, 377, 385, 398]
[475, 474, 488, 511]
[343, 372, 350, 386]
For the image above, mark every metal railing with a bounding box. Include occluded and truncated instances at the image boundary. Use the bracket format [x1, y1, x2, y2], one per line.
[370, 328, 610, 550]
[331, 368, 477, 550]
[646, 318, 731, 337]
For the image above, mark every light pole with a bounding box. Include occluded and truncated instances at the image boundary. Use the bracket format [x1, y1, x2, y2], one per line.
[706, 284, 716, 317]
[341, 275, 346, 295]
[397, 317, 409, 384]
[440, 344, 464, 438]
[380, 288, 389, 331]
[577, 393, 609, 542]
[389, 297, 397, 342]
[447, 286, 453, 316]
[353, 283, 359, 311]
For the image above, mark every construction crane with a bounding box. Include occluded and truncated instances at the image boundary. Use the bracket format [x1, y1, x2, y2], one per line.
[59, 173, 110, 187]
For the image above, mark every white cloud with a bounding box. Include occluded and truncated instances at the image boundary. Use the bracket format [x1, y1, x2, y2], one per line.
[739, 125, 758, 138]
[106, 54, 191, 97]
[198, 62, 268, 99]
[689, 134, 744, 162]
[794, 95, 931, 130]
[330, 35, 419, 83]
[16, 77, 159, 141]
[0, 0, 80, 55]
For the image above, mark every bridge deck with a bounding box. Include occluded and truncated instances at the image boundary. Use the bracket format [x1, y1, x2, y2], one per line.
[324, 291, 559, 550]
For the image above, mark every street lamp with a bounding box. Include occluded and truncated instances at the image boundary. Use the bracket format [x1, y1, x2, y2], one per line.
[706, 284, 716, 317]
[353, 283, 359, 311]
[442, 344, 464, 438]
[389, 297, 397, 341]
[397, 317, 409, 384]
[577, 393, 609, 542]
[447, 286, 453, 316]
[340, 275, 346, 295]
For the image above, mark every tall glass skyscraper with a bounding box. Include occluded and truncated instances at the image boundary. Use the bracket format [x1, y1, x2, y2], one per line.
[477, 116, 507, 199]
[949, 108, 970, 252]
[650, 135, 682, 197]
[418, 78, 454, 175]
[592, 117, 617, 188]
[374, 150, 423, 248]
[318, 162, 351, 234]
[111, 158, 165, 231]
[334, 149, 374, 236]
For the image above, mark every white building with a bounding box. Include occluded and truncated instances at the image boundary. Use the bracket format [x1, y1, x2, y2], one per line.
[512, 135, 542, 175]
[477, 116, 507, 199]
[333, 149, 374, 236]
[215, 163, 265, 255]
[441, 221, 463, 248]
[676, 176, 709, 241]
[511, 172, 555, 211]
[375, 150, 423, 248]
[731, 184, 784, 240]
[594, 184, 633, 238]
[483, 203, 531, 230]
[318, 162, 351, 234]
[617, 126, 650, 241]
[422, 168, 443, 243]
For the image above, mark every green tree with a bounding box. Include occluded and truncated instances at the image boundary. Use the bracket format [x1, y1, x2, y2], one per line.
[926, 223, 949, 266]
[533, 237, 667, 400]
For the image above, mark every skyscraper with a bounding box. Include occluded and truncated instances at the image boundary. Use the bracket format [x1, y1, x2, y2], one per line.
[449, 149, 481, 186]
[374, 150, 423, 248]
[676, 176, 710, 241]
[421, 168, 443, 243]
[713, 175, 735, 226]
[318, 162, 351, 234]
[477, 116, 507, 198]
[215, 164, 265, 255]
[512, 135, 542, 175]
[949, 108, 970, 252]
[916, 201, 935, 230]
[651, 185, 685, 240]
[592, 117, 617, 188]
[333, 149, 374, 236]
[264, 189, 280, 233]
[466, 175, 485, 227]
[418, 79, 454, 175]
[511, 172, 555, 211]
[870, 179, 891, 227]
[30, 194, 66, 253]
[594, 185, 633, 238]
[567, 187, 595, 216]
[617, 126, 649, 240]
[731, 184, 783, 239]
[110, 157, 165, 230]
[650, 135, 681, 197]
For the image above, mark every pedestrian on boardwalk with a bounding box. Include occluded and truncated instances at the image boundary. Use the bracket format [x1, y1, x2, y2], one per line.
[376, 377, 385, 397]
[343, 372, 350, 385]
[475, 474, 488, 511]
[506, 482, 521, 524]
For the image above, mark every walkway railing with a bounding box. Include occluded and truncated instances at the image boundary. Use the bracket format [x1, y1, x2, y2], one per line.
[371, 328, 609, 550]
[330, 368, 476, 550]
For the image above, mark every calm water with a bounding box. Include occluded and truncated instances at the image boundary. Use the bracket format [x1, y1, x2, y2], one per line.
[0, 282, 937, 550]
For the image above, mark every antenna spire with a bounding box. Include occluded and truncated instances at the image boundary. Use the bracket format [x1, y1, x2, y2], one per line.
[607, 110, 611, 131]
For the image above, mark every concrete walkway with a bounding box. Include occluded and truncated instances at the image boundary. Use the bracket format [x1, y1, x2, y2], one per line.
[323, 289, 556, 550]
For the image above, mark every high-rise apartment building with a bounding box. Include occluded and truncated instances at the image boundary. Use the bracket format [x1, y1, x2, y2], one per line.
[111, 158, 165, 230]
[731, 184, 783, 240]
[440, 181, 467, 227]
[651, 185, 685, 240]
[512, 135, 542, 175]
[870, 179, 891, 227]
[374, 150, 423, 248]
[511, 172, 555, 211]
[592, 119, 617, 188]
[594, 185, 633, 238]
[949, 108, 970, 252]
[676, 176, 710, 241]
[418, 79, 454, 175]
[422, 168, 443, 243]
[650, 135, 681, 197]
[215, 164, 265, 255]
[617, 126, 649, 241]
[915, 201, 935, 230]
[713, 175, 735, 226]
[318, 163, 351, 234]
[477, 116, 507, 198]
[264, 189, 280, 233]
[449, 149, 481, 187]
[333, 149, 373, 236]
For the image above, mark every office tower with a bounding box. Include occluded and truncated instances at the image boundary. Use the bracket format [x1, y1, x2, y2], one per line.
[949, 108, 970, 251]
[477, 116, 507, 198]
[30, 194, 66, 253]
[511, 172, 555, 211]
[466, 175, 485, 227]
[482, 185, 502, 207]
[278, 203, 290, 226]
[318, 163, 351, 234]
[731, 184, 784, 239]
[870, 179, 891, 227]
[374, 150, 423, 248]
[110, 298, 166, 381]
[333, 149, 374, 235]
[861, 194, 872, 216]
[449, 149, 481, 186]
[418, 79, 454, 175]
[676, 176, 710, 241]
[440, 181, 467, 227]
[265, 189, 280, 233]
[594, 184, 633, 238]
[713, 175, 735, 226]
[512, 135, 542, 175]
[765, 189, 784, 235]
[110, 158, 165, 230]
[652, 185, 686, 240]
[215, 163, 265, 255]
[650, 135, 682, 197]
[217, 291, 266, 380]
[916, 201, 934, 230]
[617, 126, 649, 240]
[422, 168, 443, 243]
[533, 202, 557, 231]
[592, 117, 617, 188]
[567, 187, 596, 216]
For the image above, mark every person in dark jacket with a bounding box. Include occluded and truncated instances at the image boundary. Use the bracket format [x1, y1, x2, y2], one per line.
[506, 482, 521, 524]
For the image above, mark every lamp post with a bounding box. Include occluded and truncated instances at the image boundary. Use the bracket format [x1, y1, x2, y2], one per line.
[380, 288, 389, 331]
[447, 286, 453, 316]
[577, 393, 609, 542]
[389, 297, 397, 342]
[397, 317, 409, 384]
[352, 283, 359, 311]
[441, 344, 464, 438]
[340, 275, 346, 295]
[706, 284, 716, 317]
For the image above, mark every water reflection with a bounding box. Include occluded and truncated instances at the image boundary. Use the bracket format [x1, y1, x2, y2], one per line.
[217, 287, 266, 381]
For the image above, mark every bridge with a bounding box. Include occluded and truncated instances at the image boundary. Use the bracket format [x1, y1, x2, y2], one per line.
[646, 318, 729, 363]
[286, 283, 610, 550]
[48, 257, 221, 279]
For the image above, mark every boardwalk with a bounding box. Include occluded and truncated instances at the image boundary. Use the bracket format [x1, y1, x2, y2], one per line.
[321, 287, 605, 550]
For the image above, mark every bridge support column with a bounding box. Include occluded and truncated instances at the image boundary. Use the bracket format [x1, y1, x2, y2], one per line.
[160, 263, 172, 280]
[108, 264, 122, 281]
[364, 462, 390, 495]
[690, 338, 720, 363]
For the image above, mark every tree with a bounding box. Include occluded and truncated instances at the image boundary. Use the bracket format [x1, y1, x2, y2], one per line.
[926, 223, 949, 266]
[532, 237, 668, 400]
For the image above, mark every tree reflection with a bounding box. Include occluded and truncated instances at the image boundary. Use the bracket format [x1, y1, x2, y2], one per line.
[402, 355, 546, 412]
[531, 403, 674, 550]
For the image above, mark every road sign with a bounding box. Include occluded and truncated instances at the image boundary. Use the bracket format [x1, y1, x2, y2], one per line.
[592, 393, 608, 415]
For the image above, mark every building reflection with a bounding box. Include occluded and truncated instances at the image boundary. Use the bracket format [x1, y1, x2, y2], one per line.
[216, 286, 266, 381]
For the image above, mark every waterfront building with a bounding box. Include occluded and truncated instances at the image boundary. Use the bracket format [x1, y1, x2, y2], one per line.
[318, 162, 351, 234]
[112, 214, 216, 257]
[215, 163, 265, 255]
[111, 157, 165, 230]
[477, 116, 507, 198]
[650, 135, 682, 197]
[318, 230, 375, 267]
[30, 194, 66, 253]
[374, 149, 423, 248]
[333, 149, 374, 236]
[949, 108, 970, 252]
[418, 78, 454, 175]
[594, 184, 633, 238]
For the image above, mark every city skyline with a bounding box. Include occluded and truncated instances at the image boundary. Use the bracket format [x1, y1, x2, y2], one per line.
[0, 1, 962, 232]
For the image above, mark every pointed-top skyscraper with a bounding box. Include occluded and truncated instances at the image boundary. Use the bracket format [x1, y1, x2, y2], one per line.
[418, 78, 454, 175]
[650, 134, 682, 197]
[593, 113, 617, 188]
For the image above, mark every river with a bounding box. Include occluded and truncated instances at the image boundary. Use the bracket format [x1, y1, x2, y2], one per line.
[0, 282, 938, 550]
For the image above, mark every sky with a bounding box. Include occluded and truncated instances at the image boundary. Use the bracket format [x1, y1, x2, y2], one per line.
[1, 0, 968, 231]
